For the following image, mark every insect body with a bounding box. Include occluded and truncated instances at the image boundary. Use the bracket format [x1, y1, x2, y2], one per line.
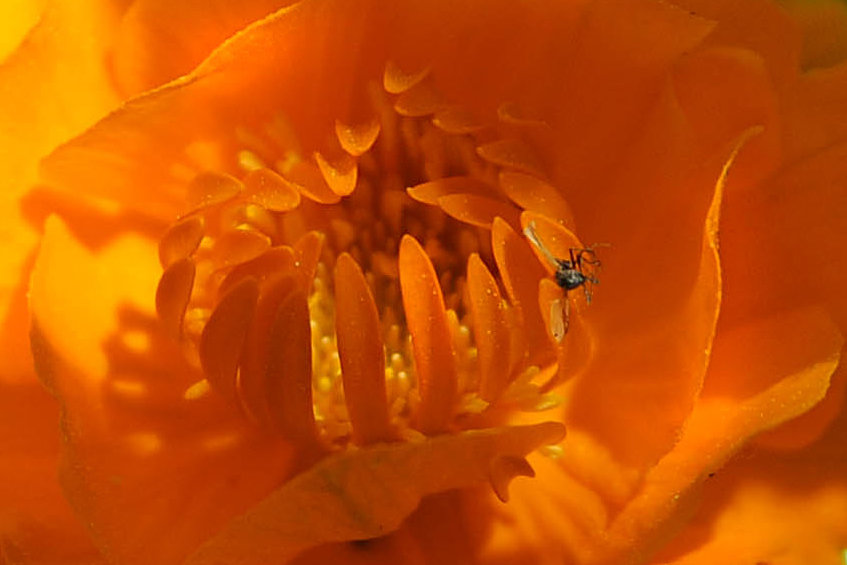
[523, 222, 603, 301]
[553, 246, 601, 304]
[523, 222, 605, 340]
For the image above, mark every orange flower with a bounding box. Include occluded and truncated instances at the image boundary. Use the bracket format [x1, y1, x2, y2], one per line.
[16, 0, 847, 563]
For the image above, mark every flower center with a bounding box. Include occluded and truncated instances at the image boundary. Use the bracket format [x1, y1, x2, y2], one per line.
[155, 62, 587, 458]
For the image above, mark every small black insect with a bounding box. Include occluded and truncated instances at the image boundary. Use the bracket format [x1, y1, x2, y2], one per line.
[524, 222, 603, 301]
[523, 222, 605, 340]
[553, 246, 602, 304]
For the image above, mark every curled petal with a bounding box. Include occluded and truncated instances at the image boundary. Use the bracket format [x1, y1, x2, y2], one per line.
[335, 118, 380, 157]
[406, 176, 493, 205]
[437, 194, 521, 229]
[243, 167, 301, 212]
[187, 171, 243, 211]
[315, 151, 358, 197]
[477, 139, 547, 179]
[500, 172, 576, 231]
[218, 246, 295, 298]
[158, 215, 204, 268]
[489, 455, 535, 503]
[432, 106, 486, 134]
[383, 61, 430, 94]
[209, 229, 272, 270]
[283, 161, 341, 205]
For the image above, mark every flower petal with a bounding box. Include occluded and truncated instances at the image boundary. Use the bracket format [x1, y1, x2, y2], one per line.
[0, 0, 123, 376]
[782, 0, 847, 70]
[334, 253, 394, 445]
[0, 380, 105, 563]
[292, 231, 325, 284]
[2, 0, 121, 196]
[399, 235, 458, 435]
[654, 408, 847, 565]
[218, 246, 296, 297]
[30, 218, 298, 565]
[199, 277, 259, 406]
[702, 309, 844, 400]
[477, 139, 547, 179]
[537, 278, 596, 388]
[110, 0, 298, 95]
[563, 117, 754, 481]
[286, 160, 343, 205]
[671, 46, 781, 189]
[238, 273, 301, 425]
[155, 257, 196, 338]
[491, 217, 553, 368]
[782, 62, 847, 165]
[38, 0, 713, 224]
[243, 167, 302, 212]
[265, 287, 320, 445]
[582, 307, 842, 565]
[184, 422, 565, 564]
[436, 194, 521, 229]
[0, 0, 43, 64]
[657, 472, 847, 565]
[335, 118, 380, 157]
[158, 215, 205, 268]
[186, 171, 243, 210]
[315, 151, 358, 197]
[720, 143, 847, 334]
[499, 171, 576, 231]
[543, 0, 714, 204]
[466, 253, 512, 403]
[753, 357, 847, 451]
[669, 0, 802, 86]
[406, 176, 494, 205]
